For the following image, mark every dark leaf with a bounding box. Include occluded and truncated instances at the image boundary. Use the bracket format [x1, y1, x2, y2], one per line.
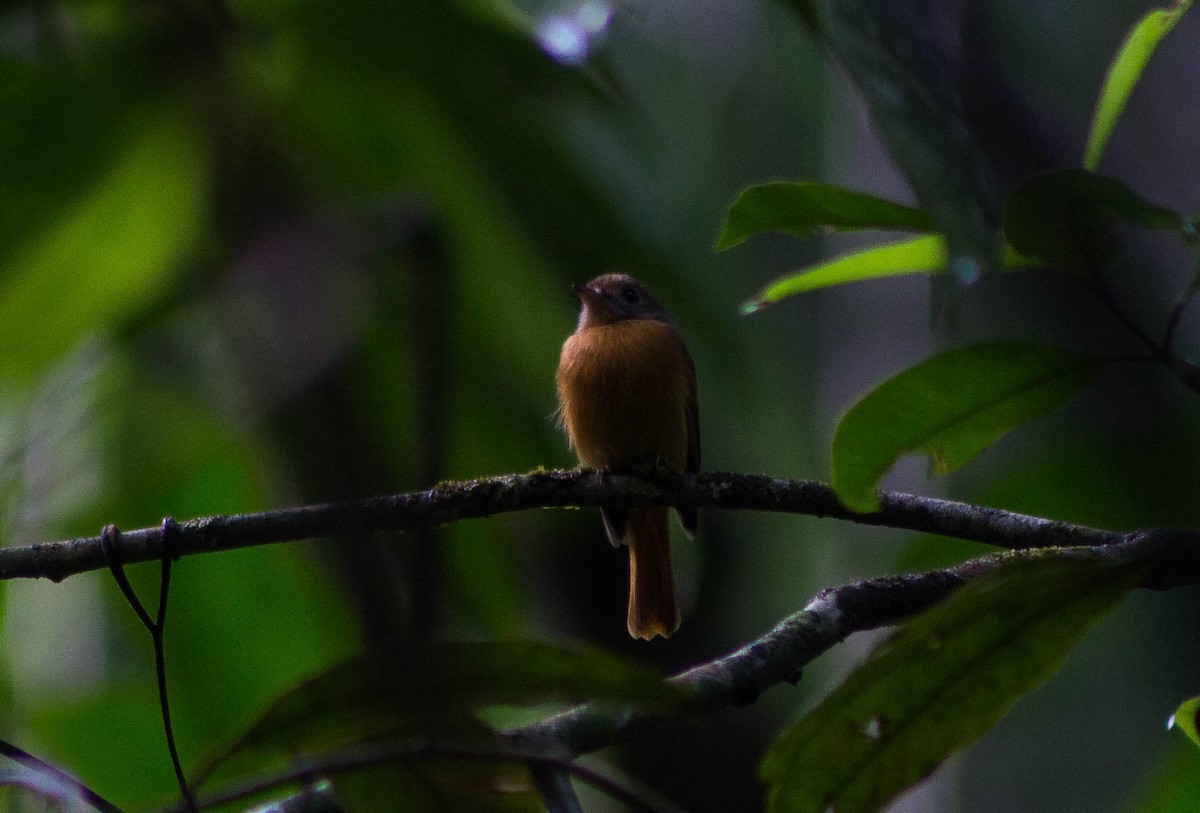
[198, 640, 682, 785]
[1004, 169, 1184, 276]
[715, 181, 935, 251]
[762, 555, 1142, 813]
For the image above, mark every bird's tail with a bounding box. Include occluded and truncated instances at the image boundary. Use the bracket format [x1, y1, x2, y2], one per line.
[625, 507, 679, 640]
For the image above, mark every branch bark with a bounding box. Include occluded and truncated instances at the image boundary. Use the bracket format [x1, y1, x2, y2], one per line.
[2, 470, 1123, 582]
[505, 528, 1200, 759]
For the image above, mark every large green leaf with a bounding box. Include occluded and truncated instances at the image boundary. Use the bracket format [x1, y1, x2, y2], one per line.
[762, 555, 1141, 813]
[1004, 168, 1185, 276]
[832, 343, 1105, 512]
[1083, 0, 1193, 170]
[742, 236, 1039, 313]
[714, 182, 936, 251]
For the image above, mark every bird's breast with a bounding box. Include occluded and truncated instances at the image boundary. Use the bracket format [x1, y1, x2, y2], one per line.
[556, 319, 691, 471]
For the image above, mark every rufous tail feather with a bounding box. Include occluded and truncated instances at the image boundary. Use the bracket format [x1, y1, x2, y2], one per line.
[625, 507, 679, 639]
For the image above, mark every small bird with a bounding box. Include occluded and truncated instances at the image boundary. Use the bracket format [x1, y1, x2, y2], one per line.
[556, 274, 699, 639]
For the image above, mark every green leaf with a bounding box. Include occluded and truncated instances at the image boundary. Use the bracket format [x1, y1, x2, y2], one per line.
[1004, 168, 1185, 276]
[792, 0, 998, 278]
[743, 236, 1039, 312]
[1168, 696, 1200, 748]
[714, 182, 936, 251]
[1083, 0, 1193, 170]
[199, 640, 682, 784]
[762, 555, 1141, 813]
[831, 344, 1104, 513]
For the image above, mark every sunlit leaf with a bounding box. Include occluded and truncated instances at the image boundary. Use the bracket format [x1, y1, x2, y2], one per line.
[714, 182, 936, 251]
[1004, 169, 1184, 276]
[789, 0, 998, 278]
[1168, 696, 1200, 748]
[743, 236, 1038, 312]
[762, 556, 1142, 813]
[1083, 0, 1193, 170]
[831, 344, 1105, 512]
[0, 109, 207, 380]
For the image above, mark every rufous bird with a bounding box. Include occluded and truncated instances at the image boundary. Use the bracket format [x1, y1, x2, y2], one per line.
[556, 273, 699, 639]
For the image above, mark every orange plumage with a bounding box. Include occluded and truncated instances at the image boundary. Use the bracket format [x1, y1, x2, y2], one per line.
[556, 274, 699, 639]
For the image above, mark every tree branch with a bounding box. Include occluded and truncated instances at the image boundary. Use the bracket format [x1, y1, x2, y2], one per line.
[504, 528, 1200, 759]
[2, 470, 1123, 583]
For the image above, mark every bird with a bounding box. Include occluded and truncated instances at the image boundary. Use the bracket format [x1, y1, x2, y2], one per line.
[555, 273, 699, 639]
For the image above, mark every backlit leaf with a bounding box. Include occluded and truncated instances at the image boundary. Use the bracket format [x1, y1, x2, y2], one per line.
[1083, 0, 1193, 170]
[742, 236, 1039, 313]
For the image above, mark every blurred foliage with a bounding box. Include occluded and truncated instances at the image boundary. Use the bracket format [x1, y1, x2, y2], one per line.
[0, 0, 1198, 811]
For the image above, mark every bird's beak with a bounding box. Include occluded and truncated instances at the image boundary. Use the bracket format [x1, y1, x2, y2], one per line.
[573, 283, 606, 310]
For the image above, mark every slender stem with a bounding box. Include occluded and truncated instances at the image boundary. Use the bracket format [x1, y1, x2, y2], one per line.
[0, 739, 124, 813]
[100, 522, 196, 813]
[1090, 276, 1163, 356]
[155, 519, 195, 813]
[100, 525, 153, 629]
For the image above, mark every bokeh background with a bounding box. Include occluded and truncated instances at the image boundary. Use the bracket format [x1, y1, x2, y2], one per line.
[1, 0, 1198, 810]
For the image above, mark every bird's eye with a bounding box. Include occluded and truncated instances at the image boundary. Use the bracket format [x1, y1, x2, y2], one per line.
[621, 286, 640, 303]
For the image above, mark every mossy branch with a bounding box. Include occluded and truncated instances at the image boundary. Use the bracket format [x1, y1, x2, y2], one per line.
[3, 469, 1126, 583]
[506, 528, 1200, 758]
